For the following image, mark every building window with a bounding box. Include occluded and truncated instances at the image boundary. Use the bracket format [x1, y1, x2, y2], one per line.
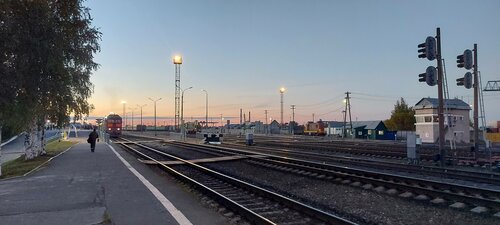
[358, 131, 362, 135]
[424, 116, 432, 122]
[368, 130, 372, 135]
[378, 130, 384, 135]
[433, 116, 439, 122]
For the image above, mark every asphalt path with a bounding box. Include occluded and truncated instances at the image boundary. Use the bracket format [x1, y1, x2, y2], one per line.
[1, 130, 61, 163]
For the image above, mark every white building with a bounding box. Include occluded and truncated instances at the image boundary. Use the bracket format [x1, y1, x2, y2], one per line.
[414, 98, 471, 143]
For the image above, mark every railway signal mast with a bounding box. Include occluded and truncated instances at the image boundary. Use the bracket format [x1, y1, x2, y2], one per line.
[417, 28, 445, 167]
[456, 45, 479, 157]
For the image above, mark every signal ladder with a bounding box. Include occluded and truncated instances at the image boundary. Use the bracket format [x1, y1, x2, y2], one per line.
[441, 59, 456, 150]
[478, 72, 489, 150]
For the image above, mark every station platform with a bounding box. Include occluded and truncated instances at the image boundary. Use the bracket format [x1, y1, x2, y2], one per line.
[0, 138, 229, 225]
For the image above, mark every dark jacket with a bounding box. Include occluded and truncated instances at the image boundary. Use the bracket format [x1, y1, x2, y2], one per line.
[89, 131, 99, 143]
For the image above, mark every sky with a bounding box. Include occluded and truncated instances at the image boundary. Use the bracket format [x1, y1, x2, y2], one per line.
[84, 0, 500, 126]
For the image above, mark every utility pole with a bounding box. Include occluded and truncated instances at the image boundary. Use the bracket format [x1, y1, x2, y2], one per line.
[220, 114, 223, 130]
[342, 92, 353, 138]
[342, 110, 346, 138]
[264, 110, 269, 135]
[202, 89, 208, 128]
[137, 104, 146, 131]
[290, 105, 296, 135]
[312, 113, 315, 122]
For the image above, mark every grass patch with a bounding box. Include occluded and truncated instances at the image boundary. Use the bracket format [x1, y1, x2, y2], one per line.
[100, 211, 112, 225]
[1, 140, 77, 179]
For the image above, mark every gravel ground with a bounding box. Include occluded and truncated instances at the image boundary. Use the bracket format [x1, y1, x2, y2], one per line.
[201, 161, 498, 225]
[126, 136, 499, 224]
[222, 144, 500, 190]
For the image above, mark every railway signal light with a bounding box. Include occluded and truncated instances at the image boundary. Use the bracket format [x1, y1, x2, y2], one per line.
[457, 72, 473, 89]
[418, 36, 437, 61]
[456, 49, 473, 70]
[456, 55, 464, 68]
[418, 66, 437, 86]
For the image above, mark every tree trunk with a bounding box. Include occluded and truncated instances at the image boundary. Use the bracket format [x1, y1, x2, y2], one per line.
[24, 126, 35, 160]
[39, 124, 46, 155]
[1, 125, 3, 177]
[24, 121, 40, 160]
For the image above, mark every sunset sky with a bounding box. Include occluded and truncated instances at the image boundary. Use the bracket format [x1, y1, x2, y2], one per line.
[85, 0, 500, 125]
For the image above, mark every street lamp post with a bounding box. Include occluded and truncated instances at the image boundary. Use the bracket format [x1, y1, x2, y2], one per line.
[121, 101, 126, 129]
[202, 89, 208, 128]
[137, 104, 147, 131]
[173, 55, 183, 131]
[128, 107, 137, 131]
[148, 97, 162, 136]
[181, 87, 193, 141]
[279, 87, 286, 127]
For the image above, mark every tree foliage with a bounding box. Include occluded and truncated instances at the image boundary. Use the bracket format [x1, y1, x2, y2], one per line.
[385, 98, 416, 131]
[0, 0, 101, 132]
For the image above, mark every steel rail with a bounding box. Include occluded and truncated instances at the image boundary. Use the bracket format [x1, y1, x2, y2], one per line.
[116, 137, 357, 225]
[221, 142, 500, 185]
[167, 141, 500, 212]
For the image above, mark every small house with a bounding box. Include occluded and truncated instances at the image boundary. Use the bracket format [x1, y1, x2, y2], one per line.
[414, 98, 471, 143]
[346, 121, 394, 140]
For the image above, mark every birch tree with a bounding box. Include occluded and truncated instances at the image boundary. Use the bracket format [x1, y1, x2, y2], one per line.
[0, 0, 101, 160]
[385, 98, 416, 131]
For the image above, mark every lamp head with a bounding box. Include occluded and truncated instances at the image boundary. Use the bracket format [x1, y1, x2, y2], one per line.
[173, 55, 183, 64]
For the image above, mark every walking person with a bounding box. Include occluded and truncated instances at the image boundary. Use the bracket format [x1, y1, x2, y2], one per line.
[88, 128, 99, 152]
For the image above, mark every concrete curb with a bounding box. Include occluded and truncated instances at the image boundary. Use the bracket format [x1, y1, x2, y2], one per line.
[1, 131, 59, 147]
[0, 144, 75, 181]
[0, 133, 22, 147]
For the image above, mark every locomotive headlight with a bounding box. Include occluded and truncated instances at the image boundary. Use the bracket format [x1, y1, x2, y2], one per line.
[108, 128, 111, 130]
[117, 128, 121, 130]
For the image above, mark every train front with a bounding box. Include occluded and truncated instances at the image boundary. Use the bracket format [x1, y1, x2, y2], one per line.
[105, 114, 122, 137]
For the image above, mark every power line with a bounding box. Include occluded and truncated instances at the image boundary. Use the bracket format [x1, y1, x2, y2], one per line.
[296, 93, 345, 108]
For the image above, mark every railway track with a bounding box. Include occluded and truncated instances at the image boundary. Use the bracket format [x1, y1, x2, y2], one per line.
[162, 141, 500, 217]
[241, 138, 498, 163]
[115, 137, 357, 225]
[246, 140, 437, 161]
[220, 142, 500, 186]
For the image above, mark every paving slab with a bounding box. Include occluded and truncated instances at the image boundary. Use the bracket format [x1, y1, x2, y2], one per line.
[0, 138, 229, 225]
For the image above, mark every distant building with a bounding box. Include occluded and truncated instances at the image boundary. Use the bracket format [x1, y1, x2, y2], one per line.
[324, 121, 344, 136]
[345, 121, 394, 140]
[414, 98, 471, 143]
[269, 120, 281, 134]
[253, 121, 265, 133]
